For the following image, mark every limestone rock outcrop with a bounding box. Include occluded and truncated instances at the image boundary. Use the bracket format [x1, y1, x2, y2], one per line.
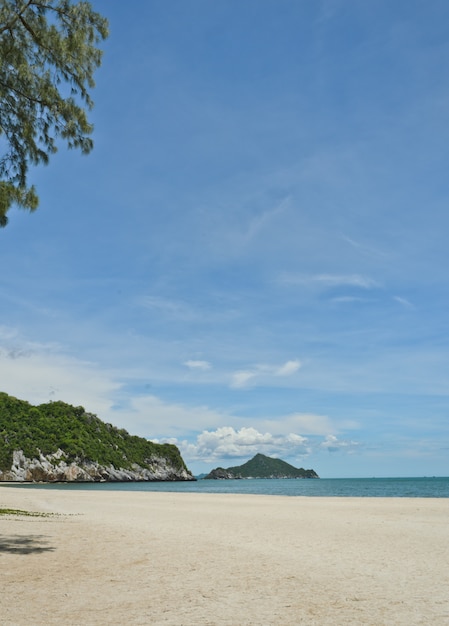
[0, 449, 195, 482]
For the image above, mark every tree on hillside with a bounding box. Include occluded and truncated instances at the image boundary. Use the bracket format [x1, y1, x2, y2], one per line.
[0, 0, 108, 227]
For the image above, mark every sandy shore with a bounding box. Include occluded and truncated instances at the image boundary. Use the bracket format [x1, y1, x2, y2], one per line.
[1, 487, 448, 625]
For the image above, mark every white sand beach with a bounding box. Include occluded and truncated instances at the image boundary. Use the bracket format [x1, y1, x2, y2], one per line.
[1, 486, 448, 625]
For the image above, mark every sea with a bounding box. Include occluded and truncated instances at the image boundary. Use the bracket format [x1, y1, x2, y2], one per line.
[9, 476, 449, 498]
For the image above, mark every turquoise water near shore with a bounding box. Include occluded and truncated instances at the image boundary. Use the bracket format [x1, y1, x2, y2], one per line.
[9, 476, 449, 497]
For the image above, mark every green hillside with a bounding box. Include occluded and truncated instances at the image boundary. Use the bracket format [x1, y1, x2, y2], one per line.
[0, 391, 188, 475]
[206, 453, 319, 479]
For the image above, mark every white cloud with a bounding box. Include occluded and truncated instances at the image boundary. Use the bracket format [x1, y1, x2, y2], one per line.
[184, 359, 212, 371]
[230, 359, 301, 388]
[178, 426, 310, 462]
[320, 434, 360, 454]
[275, 359, 301, 376]
[230, 370, 258, 388]
[176, 425, 363, 468]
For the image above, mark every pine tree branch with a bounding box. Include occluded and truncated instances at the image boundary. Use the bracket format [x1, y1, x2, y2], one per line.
[0, 1, 33, 36]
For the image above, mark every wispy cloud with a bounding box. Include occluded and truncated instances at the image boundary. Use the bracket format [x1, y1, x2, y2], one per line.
[139, 295, 240, 326]
[393, 296, 414, 309]
[340, 234, 390, 259]
[331, 296, 372, 304]
[230, 359, 301, 388]
[0, 333, 121, 416]
[280, 273, 379, 289]
[316, 274, 377, 288]
[275, 359, 302, 376]
[140, 296, 197, 321]
[184, 360, 212, 371]
[110, 395, 227, 439]
[244, 196, 290, 243]
[259, 412, 337, 436]
[230, 370, 258, 389]
[320, 434, 361, 454]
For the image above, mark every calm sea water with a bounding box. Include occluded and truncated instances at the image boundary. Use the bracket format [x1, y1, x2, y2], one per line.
[9, 476, 449, 498]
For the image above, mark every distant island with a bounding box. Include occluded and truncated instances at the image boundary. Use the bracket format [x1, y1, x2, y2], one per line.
[0, 392, 194, 482]
[204, 453, 319, 479]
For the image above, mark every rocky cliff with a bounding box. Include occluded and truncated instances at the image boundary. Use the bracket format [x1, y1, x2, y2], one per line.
[0, 392, 194, 482]
[0, 449, 194, 482]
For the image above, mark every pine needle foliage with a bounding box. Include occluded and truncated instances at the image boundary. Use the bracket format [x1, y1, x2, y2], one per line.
[0, 0, 108, 226]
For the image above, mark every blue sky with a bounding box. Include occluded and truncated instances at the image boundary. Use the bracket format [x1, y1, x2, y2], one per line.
[1, 0, 449, 477]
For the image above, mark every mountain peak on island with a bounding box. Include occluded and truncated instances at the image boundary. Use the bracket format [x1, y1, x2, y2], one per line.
[204, 453, 319, 479]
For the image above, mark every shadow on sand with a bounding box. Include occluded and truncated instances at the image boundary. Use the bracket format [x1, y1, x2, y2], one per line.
[0, 535, 55, 554]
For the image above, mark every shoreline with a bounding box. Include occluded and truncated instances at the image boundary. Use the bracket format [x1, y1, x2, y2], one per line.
[1, 487, 449, 625]
[2, 475, 448, 499]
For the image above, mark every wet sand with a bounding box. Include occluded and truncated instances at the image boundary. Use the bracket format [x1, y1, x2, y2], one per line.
[1, 486, 448, 625]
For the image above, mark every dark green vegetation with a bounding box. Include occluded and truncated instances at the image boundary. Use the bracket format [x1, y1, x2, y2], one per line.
[205, 453, 319, 479]
[0, 391, 188, 474]
[0, 0, 108, 226]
